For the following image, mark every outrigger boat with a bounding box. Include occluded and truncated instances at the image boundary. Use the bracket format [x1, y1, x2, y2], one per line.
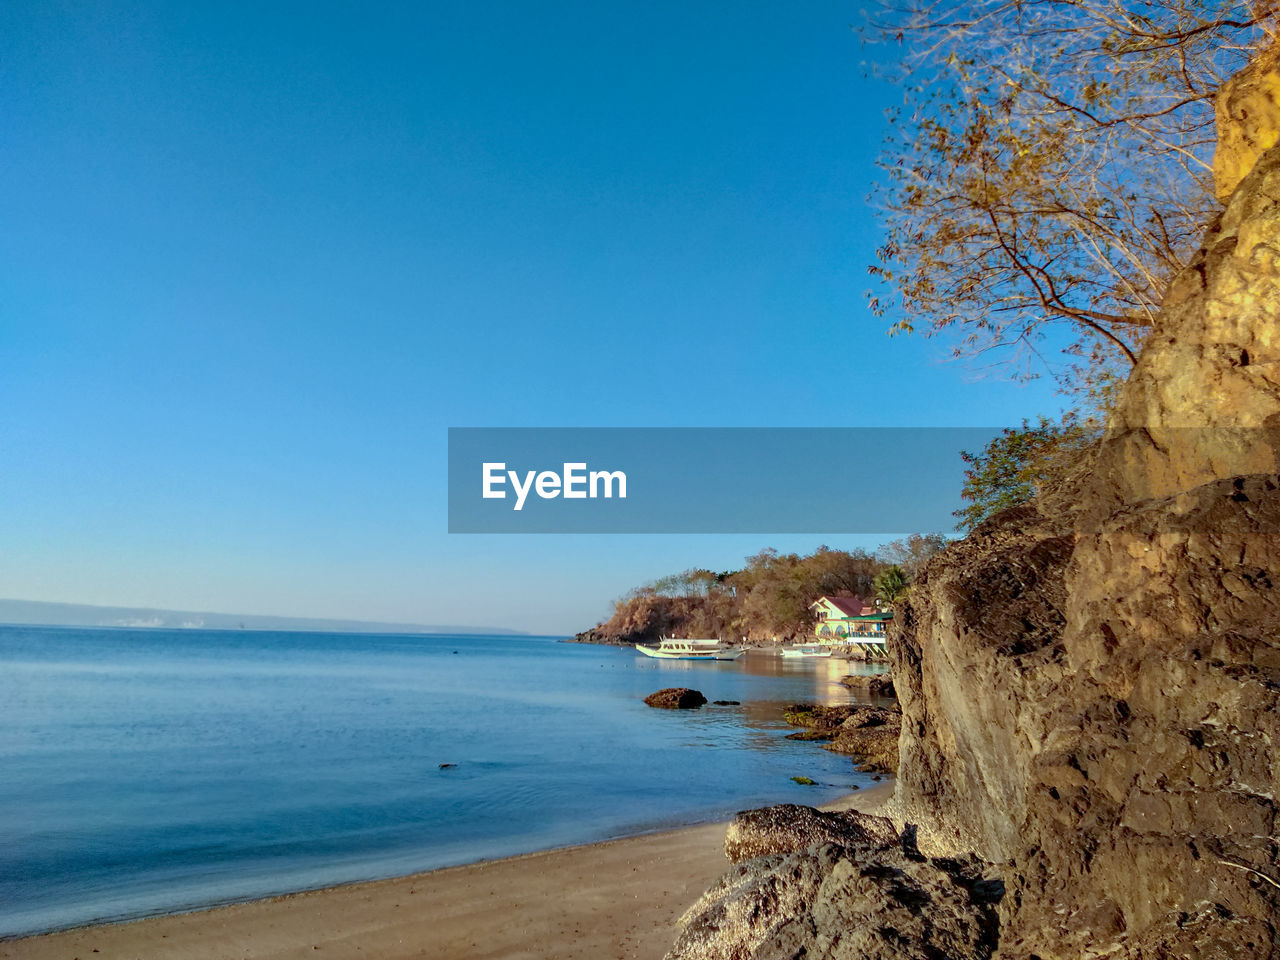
[635, 637, 746, 660]
[779, 644, 833, 659]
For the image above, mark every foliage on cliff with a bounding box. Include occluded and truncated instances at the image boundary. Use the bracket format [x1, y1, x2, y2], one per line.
[872, 564, 910, 604]
[867, 0, 1280, 390]
[953, 413, 1102, 531]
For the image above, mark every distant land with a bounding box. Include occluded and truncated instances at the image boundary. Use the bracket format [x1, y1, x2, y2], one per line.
[0, 599, 524, 636]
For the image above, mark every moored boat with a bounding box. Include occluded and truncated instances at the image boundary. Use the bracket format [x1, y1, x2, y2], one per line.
[635, 637, 746, 660]
[780, 644, 833, 659]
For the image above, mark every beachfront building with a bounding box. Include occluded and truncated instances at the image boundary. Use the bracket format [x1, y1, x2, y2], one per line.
[809, 595, 894, 655]
[811, 595, 870, 637]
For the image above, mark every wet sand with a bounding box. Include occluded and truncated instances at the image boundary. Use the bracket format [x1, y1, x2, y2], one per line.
[2, 783, 892, 960]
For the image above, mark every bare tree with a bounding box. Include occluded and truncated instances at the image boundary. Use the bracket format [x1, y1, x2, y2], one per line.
[875, 532, 949, 578]
[867, 1, 1279, 390]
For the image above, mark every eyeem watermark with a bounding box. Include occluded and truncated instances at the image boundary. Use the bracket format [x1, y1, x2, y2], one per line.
[448, 426, 1006, 533]
[482, 462, 627, 511]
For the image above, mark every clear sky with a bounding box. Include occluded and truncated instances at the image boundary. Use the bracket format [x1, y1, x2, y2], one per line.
[2, 1, 1067, 634]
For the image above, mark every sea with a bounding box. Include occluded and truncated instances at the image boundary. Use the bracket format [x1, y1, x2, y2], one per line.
[0, 625, 889, 938]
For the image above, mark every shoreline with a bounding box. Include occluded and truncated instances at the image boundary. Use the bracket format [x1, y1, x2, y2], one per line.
[2, 782, 894, 960]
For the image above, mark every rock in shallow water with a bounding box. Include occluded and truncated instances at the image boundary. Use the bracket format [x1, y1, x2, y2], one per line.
[783, 703, 902, 774]
[644, 687, 708, 709]
[822, 712, 902, 775]
[838, 674, 896, 698]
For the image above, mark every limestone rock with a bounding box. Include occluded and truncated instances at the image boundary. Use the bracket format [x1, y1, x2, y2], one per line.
[782, 703, 886, 733]
[667, 842, 1002, 960]
[723, 804, 898, 864]
[1087, 142, 1280, 515]
[889, 503, 1073, 859]
[1216, 43, 1280, 200]
[644, 687, 707, 709]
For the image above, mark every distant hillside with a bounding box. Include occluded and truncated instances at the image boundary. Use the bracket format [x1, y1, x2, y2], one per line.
[0, 599, 522, 636]
[573, 539, 946, 646]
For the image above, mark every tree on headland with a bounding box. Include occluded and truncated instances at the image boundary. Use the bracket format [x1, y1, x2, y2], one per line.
[586, 544, 919, 643]
[866, 0, 1279, 392]
[873, 565, 911, 606]
[875, 532, 948, 580]
[732, 547, 882, 639]
[643, 568, 722, 598]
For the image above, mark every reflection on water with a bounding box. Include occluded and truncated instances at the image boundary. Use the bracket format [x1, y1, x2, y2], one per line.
[742, 649, 883, 681]
[637, 648, 888, 701]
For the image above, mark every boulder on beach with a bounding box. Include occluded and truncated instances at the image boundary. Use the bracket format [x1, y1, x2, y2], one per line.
[644, 687, 707, 709]
[723, 803, 899, 864]
[670, 841, 1002, 960]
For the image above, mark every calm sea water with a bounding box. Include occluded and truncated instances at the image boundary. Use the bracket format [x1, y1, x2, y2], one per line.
[0, 625, 886, 937]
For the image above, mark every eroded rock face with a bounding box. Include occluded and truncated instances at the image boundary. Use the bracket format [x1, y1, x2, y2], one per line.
[1216, 43, 1280, 200]
[890, 503, 1074, 860]
[889, 141, 1280, 957]
[723, 805, 898, 864]
[1088, 148, 1280, 514]
[668, 842, 1003, 960]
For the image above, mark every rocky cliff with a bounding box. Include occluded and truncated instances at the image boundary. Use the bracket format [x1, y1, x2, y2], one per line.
[1216, 43, 1280, 202]
[669, 47, 1280, 960]
[888, 60, 1280, 960]
[569, 593, 738, 646]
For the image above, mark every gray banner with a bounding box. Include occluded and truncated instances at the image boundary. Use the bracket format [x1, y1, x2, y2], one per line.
[448, 427, 1003, 533]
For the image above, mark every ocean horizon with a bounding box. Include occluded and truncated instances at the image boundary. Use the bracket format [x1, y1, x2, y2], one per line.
[0, 625, 886, 938]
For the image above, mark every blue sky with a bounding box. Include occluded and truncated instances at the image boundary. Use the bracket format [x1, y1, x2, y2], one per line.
[2, 1, 1066, 634]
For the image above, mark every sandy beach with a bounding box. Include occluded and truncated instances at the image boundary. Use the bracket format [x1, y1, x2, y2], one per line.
[2, 783, 892, 960]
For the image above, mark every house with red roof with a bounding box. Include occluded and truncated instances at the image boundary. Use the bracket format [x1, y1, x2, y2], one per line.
[809, 595, 893, 651]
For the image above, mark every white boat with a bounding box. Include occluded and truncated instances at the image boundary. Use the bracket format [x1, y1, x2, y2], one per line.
[780, 644, 833, 659]
[635, 637, 746, 660]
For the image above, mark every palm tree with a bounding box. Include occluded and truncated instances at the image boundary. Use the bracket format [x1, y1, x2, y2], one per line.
[873, 566, 909, 606]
